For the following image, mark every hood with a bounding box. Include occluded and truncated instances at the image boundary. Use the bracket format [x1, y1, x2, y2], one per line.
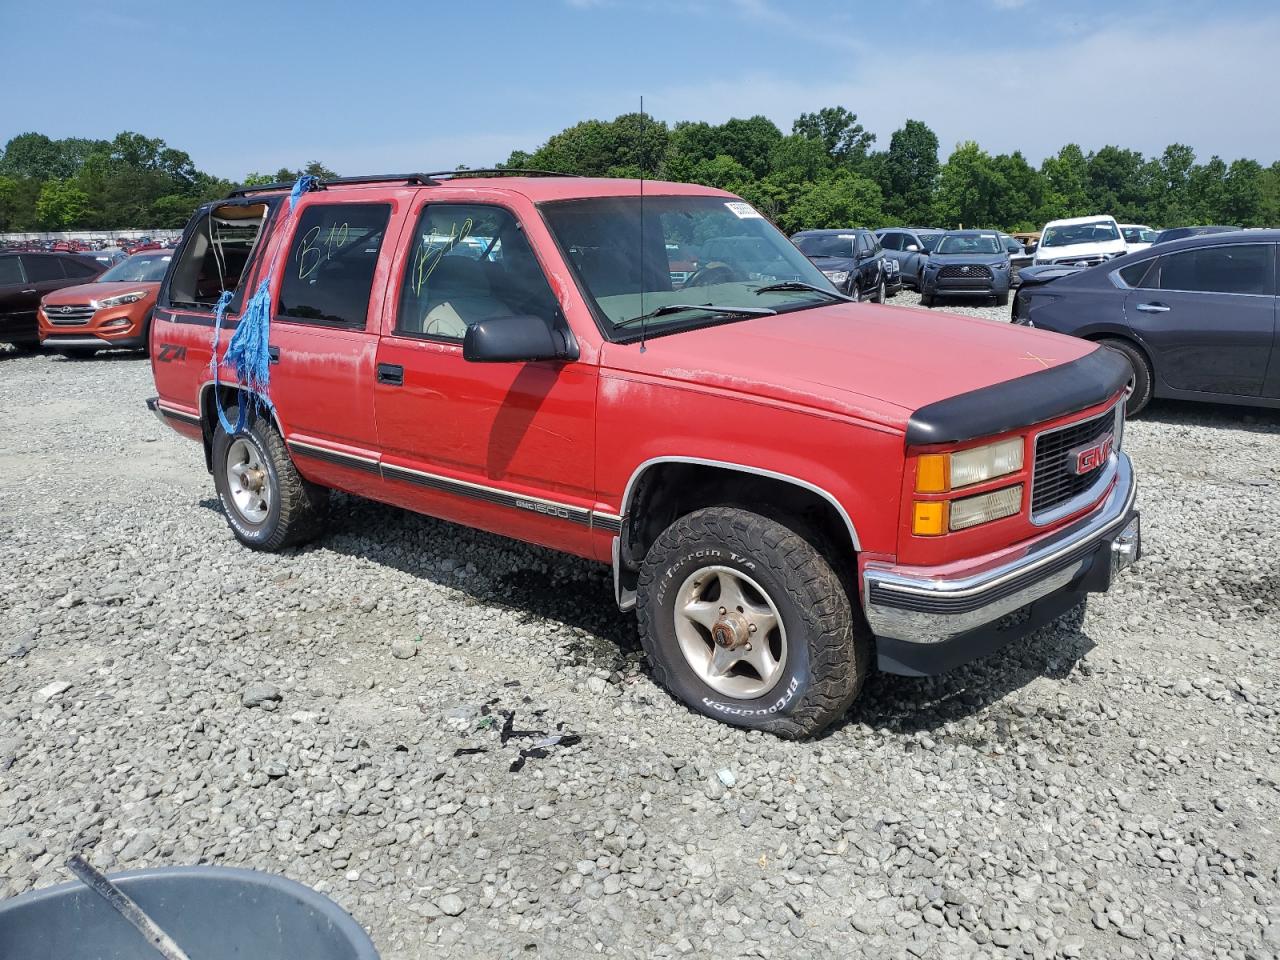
[808, 255, 856, 272]
[928, 252, 1007, 267]
[602, 302, 1097, 430]
[1034, 238, 1126, 262]
[42, 281, 160, 305]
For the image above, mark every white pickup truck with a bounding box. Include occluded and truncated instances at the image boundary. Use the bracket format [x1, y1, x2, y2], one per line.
[1033, 215, 1127, 267]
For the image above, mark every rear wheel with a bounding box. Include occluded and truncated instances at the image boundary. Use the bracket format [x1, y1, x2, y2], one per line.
[636, 506, 870, 739]
[212, 411, 328, 550]
[1099, 338, 1153, 416]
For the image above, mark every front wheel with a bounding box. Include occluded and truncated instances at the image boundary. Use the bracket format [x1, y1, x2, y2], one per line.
[212, 411, 328, 550]
[872, 279, 886, 303]
[636, 507, 870, 739]
[920, 291, 934, 307]
[995, 291, 1009, 307]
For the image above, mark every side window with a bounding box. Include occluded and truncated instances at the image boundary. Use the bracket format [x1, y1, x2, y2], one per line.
[396, 203, 559, 341]
[0, 257, 22, 285]
[277, 203, 391, 328]
[21, 255, 64, 282]
[856, 234, 871, 256]
[1157, 244, 1272, 296]
[1118, 259, 1157, 289]
[63, 258, 99, 278]
[877, 233, 896, 251]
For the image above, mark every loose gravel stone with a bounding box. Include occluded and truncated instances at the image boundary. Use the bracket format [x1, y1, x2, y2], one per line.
[1, 326, 1277, 960]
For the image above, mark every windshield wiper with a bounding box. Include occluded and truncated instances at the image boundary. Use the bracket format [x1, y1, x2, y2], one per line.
[614, 303, 776, 329]
[753, 280, 855, 302]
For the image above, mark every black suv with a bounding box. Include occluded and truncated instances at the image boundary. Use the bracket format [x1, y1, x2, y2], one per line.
[0, 252, 105, 347]
[791, 228, 887, 302]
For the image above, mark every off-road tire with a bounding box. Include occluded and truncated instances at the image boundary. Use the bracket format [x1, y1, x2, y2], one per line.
[212, 412, 328, 550]
[1099, 338, 1153, 417]
[636, 507, 870, 739]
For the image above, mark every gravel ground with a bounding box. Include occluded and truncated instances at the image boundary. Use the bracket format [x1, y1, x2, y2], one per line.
[2, 309, 1278, 960]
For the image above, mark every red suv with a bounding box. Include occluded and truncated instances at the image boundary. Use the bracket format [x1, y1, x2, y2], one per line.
[147, 172, 1140, 737]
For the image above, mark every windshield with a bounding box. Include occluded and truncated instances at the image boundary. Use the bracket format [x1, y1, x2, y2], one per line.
[793, 235, 855, 259]
[99, 252, 171, 282]
[935, 234, 1002, 255]
[918, 233, 943, 252]
[541, 195, 837, 335]
[1041, 221, 1121, 247]
[1122, 227, 1158, 244]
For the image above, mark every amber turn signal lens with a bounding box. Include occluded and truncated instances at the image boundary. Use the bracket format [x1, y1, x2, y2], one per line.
[915, 454, 948, 493]
[912, 501, 948, 536]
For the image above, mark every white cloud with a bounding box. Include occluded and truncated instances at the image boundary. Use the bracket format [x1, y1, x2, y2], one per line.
[645, 13, 1280, 164]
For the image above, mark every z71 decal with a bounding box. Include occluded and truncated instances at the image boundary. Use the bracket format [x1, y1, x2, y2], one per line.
[155, 344, 187, 362]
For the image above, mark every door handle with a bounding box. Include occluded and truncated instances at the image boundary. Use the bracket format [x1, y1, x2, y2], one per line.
[268, 345, 280, 364]
[22, 289, 37, 295]
[377, 363, 404, 386]
[1135, 302, 1170, 313]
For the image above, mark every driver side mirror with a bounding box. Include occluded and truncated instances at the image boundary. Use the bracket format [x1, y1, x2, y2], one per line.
[905, 244, 920, 252]
[463, 314, 579, 363]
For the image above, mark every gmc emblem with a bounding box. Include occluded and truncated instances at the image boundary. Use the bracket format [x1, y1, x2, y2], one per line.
[1067, 434, 1114, 475]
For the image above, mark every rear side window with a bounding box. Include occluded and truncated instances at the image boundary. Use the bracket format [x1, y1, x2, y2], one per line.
[1156, 244, 1273, 295]
[396, 203, 559, 341]
[63, 258, 99, 278]
[277, 203, 392, 328]
[165, 202, 269, 309]
[22, 255, 64, 282]
[0, 257, 22, 285]
[1117, 259, 1157, 288]
[880, 233, 901, 251]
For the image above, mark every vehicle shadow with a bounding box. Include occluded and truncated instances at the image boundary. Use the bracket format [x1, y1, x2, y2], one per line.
[830, 603, 1096, 740]
[47, 351, 147, 363]
[198, 490, 1097, 734]
[1138, 397, 1280, 434]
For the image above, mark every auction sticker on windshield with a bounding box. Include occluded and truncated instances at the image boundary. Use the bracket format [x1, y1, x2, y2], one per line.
[725, 201, 762, 219]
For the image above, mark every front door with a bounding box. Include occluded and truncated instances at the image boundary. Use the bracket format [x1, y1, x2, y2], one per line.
[1125, 242, 1276, 397]
[373, 201, 597, 556]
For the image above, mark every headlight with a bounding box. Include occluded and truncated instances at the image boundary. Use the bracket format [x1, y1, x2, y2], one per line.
[915, 437, 1024, 492]
[949, 485, 1024, 531]
[91, 290, 147, 309]
[824, 271, 849, 284]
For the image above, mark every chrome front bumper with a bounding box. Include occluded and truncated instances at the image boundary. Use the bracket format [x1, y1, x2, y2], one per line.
[863, 453, 1138, 670]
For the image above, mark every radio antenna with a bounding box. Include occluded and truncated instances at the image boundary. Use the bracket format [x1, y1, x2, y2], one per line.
[638, 94, 647, 354]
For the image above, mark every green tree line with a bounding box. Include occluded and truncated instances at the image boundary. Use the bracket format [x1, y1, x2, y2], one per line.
[5, 112, 1279, 233]
[0, 130, 339, 232]
[503, 108, 1280, 232]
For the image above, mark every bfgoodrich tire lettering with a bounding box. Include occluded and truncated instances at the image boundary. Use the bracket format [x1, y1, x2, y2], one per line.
[636, 507, 870, 739]
[211, 412, 328, 551]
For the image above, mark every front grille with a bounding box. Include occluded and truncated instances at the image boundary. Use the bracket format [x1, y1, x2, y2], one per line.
[938, 264, 992, 280]
[1049, 255, 1105, 267]
[1031, 406, 1118, 517]
[45, 304, 95, 326]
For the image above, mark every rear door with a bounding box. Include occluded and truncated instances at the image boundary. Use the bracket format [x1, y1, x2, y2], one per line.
[266, 198, 395, 486]
[372, 199, 597, 556]
[1125, 242, 1276, 397]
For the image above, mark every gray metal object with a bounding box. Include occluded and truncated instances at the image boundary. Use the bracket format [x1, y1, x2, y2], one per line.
[0, 865, 379, 960]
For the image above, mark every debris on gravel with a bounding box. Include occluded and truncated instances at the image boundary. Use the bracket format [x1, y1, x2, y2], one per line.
[1, 342, 1277, 960]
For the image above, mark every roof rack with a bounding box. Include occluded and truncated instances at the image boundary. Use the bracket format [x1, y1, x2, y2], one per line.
[225, 168, 576, 199]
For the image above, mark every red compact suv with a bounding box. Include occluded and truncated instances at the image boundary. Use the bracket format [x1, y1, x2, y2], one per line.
[147, 172, 1140, 737]
[39, 249, 173, 357]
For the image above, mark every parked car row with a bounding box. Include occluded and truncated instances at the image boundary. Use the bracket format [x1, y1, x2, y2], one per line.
[0, 248, 171, 356]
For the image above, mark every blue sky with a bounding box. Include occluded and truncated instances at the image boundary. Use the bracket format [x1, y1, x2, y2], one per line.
[2, 0, 1276, 179]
